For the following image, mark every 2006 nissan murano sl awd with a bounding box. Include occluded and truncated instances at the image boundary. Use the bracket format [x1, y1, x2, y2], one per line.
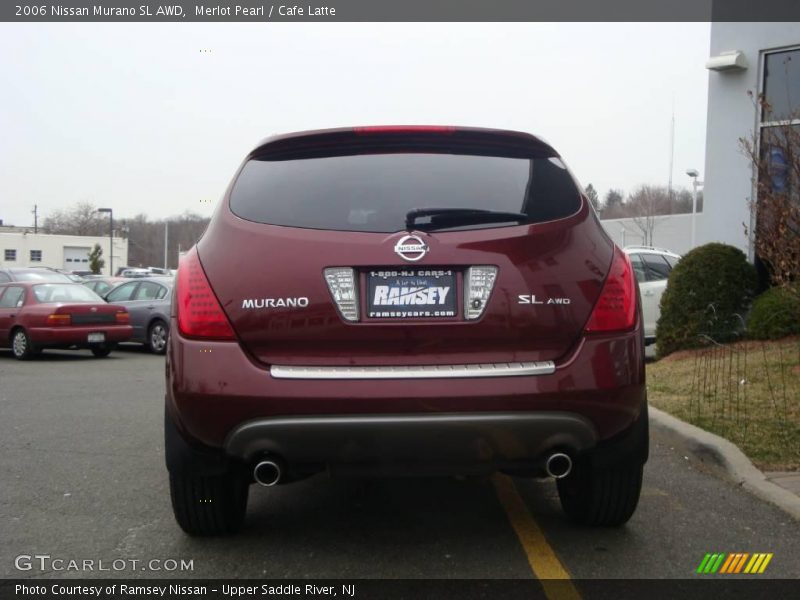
[165, 126, 648, 535]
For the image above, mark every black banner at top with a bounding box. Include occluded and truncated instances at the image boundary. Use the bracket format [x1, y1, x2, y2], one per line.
[2, 0, 800, 23]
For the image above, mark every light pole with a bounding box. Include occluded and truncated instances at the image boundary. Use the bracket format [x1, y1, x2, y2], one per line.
[686, 169, 703, 249]
[97, 208, 113, 276]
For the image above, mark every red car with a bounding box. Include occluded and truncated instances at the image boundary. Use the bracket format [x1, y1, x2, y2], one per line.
[0, 282, 133, 359]
[166, 126, 648, 535]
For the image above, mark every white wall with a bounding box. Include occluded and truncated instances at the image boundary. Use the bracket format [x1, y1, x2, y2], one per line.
[699, 23, 800, 257]
[0, 232, 128, 276]
[601, 213, 700, 256]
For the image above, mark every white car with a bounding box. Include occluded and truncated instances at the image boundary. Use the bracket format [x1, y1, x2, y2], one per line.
[623, 246, 681, 344]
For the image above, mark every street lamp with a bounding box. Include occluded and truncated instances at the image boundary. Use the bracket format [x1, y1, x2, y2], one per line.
[97, 208, 113, 276]
[686, 169, 704, 249]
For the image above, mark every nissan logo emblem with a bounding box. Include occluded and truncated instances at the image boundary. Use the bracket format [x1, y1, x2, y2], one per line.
[394, 234, 429, 262]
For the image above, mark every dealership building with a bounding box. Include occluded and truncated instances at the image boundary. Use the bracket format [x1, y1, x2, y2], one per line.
[698, 22, 799, 258]
[0, 226, 129, 276]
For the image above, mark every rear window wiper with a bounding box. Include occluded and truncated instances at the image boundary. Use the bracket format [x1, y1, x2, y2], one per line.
[405, 207, 531, 231]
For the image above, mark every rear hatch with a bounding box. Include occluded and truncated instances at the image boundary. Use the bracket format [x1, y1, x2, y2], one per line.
[199, 127, 614, 366]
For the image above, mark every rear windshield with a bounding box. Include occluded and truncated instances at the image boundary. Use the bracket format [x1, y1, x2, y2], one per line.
[33, 284, 103, 303]
[230, 153, 582, 232]
[12, 270, 72, 282]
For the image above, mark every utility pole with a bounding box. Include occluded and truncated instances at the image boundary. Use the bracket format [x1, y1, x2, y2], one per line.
[164, 222, 169, 269]
[667, 106, 675, 212]
[32, 205, 38, 233]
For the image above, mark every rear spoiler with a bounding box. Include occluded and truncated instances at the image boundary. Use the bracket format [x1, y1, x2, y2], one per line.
[248, 126, 559, 161]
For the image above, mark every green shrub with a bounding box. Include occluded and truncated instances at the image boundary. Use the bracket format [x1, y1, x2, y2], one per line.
[748, 286, 800, 340]
[656, 243, 757, 357]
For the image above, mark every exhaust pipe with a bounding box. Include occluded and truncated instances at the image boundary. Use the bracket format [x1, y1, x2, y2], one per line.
[545, 452, 573, 479]
[254, 459, 283, 487]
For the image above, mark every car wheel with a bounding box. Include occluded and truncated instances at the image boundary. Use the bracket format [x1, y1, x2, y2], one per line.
[169, 471, 249, 536]
[148, 320, 168, 355]
[556, 459, 643, 526]
[91, 344, 115, 358]
[11, 329, 36, 361]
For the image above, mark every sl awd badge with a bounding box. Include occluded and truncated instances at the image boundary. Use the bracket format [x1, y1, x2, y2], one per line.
[394, 235, 429, 262]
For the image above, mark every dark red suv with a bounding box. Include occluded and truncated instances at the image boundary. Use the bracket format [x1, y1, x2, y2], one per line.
[165, 126, 648, 535]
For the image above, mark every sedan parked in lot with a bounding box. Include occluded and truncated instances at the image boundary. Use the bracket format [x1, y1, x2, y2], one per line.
[165, 126, 649, 535]
[0, 282, 132, 360]
[104, 277, 173, 354]
[623, 246, 681, 344]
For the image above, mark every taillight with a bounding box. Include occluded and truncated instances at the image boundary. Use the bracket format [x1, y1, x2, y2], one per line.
[47, 314, 71, 326]
[115, 310, 129, 324]
[464, 265, 498, 320]
[584, 247, 637, 333]
[176, 247, 235, 340]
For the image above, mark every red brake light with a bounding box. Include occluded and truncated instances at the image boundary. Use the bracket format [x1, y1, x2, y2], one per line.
[584, 247, 637, 333]
[353, 125, 456, 135]
[115, 310, 129, 324]
[47, 314, 71, 326]
[176, 248, 235, 340]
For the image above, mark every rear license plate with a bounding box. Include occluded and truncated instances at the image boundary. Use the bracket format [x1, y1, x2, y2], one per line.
[87, 333, 105, 343]
[367, 268, 457, 318]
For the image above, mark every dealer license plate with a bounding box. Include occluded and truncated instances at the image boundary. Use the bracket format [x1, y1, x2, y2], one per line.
[367, 268, 457, 319]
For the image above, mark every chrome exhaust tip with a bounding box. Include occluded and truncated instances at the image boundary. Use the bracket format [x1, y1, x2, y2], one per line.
[254, 460, 282, 487]
[545, 452, 573, 479]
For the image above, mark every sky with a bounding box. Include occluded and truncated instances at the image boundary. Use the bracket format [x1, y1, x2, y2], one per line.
[0, 22, 711, 226]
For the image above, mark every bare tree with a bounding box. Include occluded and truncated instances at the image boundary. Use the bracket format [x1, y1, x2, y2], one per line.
[627, 185, 670, 246]
[43, 201, 107, 236]
[741, 93, 800, 297]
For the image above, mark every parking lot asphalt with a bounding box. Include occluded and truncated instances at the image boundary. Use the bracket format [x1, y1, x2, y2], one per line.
[1, 346, 799, 584]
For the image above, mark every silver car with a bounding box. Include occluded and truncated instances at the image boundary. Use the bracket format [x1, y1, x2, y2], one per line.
[623, 246, 681, 344]
[104, 277, 173, 354]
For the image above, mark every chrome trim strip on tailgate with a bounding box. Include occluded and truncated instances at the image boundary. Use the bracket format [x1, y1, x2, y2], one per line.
[270, 361, 556, 380]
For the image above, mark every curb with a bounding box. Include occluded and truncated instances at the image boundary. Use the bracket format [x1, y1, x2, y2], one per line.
[649, 406, 800, 521]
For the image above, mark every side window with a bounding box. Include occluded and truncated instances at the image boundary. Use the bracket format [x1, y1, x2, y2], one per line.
[95, 281, 112, 296]
[642, 254, 671, 281]
[664, 255, 679, 270]
[133, 282, 162, 301]
[156, 285, 169, 300]
[0, 287, 25, 308]
[0, 272, 11, 283]
[628, 254, 647, 284]
[106, 282, 138, 302]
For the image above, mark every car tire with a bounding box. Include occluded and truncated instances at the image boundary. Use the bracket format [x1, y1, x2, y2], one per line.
[556, 459, 643, 527]
[11, 328, 37, 361]
[147, 320, 169, 355]
[91, 344, 114, 358]
[169, 471, 249, 536]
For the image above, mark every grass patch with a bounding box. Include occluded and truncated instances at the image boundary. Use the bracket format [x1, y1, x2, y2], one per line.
[648, 336, 800, 471]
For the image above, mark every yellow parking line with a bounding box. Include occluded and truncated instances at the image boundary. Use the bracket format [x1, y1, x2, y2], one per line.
[493, 474, 582, 600]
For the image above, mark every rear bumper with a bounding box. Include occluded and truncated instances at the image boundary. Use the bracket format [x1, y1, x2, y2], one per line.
[225, 411, 597, 464]
[166, 319, 646, 454]
[29, 325, 133, 345]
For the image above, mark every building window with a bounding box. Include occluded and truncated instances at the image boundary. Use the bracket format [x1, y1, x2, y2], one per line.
[763, 48, 800, 122]
[4, 249, 16, 261]
[30, 250, 42, 262]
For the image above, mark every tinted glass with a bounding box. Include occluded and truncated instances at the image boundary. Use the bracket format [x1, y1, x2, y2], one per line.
[106, 282, 138, 302]
[663, 255, 679, 269]
[94, 281, 113, 296]
[32, 284, 102, 303]
[11, 269, 72, 282]
[231, 154, 581, 232]
[0, 287, 25, 308]
[628, 254, 647, 284]
[763, 49, 800, 121]
[642, 254, 671, 281]
[0, 272, 10, 283]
